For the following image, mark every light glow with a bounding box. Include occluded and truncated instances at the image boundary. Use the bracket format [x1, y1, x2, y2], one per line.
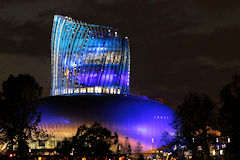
[38, 95, 175, 151]
[51, 15, 130, 96]
[212, 150, 216, 156]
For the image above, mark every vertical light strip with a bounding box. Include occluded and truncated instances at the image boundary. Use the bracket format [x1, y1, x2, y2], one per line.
[51, 15, 130, 96]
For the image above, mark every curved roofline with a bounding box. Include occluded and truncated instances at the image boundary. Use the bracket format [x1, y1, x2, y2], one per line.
[54, 14, 116, 30]
[42, 93, 168, 107]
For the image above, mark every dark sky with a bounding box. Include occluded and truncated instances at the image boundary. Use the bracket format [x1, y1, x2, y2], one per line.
[0, 0, 240, 109]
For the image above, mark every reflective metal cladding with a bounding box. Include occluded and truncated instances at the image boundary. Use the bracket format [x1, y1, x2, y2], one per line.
[51, 15, 130, 96]
[38, 95, 175, 151]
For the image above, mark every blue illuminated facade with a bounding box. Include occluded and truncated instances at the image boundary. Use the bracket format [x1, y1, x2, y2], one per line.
[51, 15, 130, 96]
[35, 15, 177, 153]
[37, 95, 175, 151]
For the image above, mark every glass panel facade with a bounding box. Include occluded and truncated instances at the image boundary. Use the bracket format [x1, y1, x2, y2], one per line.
[51, 15, 130, 96]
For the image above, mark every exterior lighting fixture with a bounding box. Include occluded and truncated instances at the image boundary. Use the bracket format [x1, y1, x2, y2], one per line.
[212, 150, 216, 156]
[220, 150, 223, 155]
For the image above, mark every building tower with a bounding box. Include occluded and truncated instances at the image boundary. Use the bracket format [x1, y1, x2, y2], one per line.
[51, 15, 130, 96]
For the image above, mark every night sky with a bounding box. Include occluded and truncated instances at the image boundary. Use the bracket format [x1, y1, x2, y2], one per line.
[0, 0, 240, 109]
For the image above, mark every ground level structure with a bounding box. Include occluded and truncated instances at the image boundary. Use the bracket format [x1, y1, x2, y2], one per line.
[33, 94, 175, 152]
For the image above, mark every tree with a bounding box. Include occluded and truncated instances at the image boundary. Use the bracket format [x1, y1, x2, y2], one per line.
[123, 137, 131, 155]
[174, 93, 216, 160]
[116, 143, 123, 155]
[161, 114, 187, 160]
[0, 74, 43, 157]
[70, 122, 118, 156]
[219, 73, 240, 159]
[134, 141, 142, 154]
[56, 138, 73, 157]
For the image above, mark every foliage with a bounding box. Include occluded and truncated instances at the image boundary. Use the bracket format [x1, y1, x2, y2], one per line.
[56, 138, 73, 157]
[0, 74, 44, 156]
[57, 123, 119, 156]
[122, 137, 131, 155]
[178, 93, 216, 159]
[134, 141, 142, 154]
[219, 73, 240, 159]
[161, 114, 187, 159]
[163, 93, 216, 160]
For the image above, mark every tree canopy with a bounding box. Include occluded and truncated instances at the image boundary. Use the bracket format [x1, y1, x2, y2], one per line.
[219, 73, 240, 159]
[163, 92, 216, 160]
[0, 74, 43, 156]
[134, 141, 142, 154]
[122, 137, 131, 155]
[57, 122, 119, 157]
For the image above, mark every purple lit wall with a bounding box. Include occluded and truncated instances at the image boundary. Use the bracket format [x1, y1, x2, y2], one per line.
[38, 95, 175, 151]
[46, 15, 175, 152]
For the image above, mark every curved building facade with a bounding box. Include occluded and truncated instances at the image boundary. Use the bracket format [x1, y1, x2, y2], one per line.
[32, 15, 176, 152]
[37, 95, 175, 151]
[51, 15, 130, 96]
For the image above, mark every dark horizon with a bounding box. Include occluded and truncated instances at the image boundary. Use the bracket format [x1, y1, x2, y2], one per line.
[1, 0, 240, 109]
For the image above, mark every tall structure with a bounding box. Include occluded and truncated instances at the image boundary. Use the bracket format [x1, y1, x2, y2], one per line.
[51, 15, 130, 96]
[31, 15, 176, 152]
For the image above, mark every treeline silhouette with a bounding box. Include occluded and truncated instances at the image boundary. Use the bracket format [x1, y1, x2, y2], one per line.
[162, 73, 240, 160]
[1, 73, 240, 160]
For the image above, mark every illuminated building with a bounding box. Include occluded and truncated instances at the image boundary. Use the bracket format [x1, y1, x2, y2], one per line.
[29, 15, 175, 152]
[51, 15, 130, 96]
[36, 95, 175, 151]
